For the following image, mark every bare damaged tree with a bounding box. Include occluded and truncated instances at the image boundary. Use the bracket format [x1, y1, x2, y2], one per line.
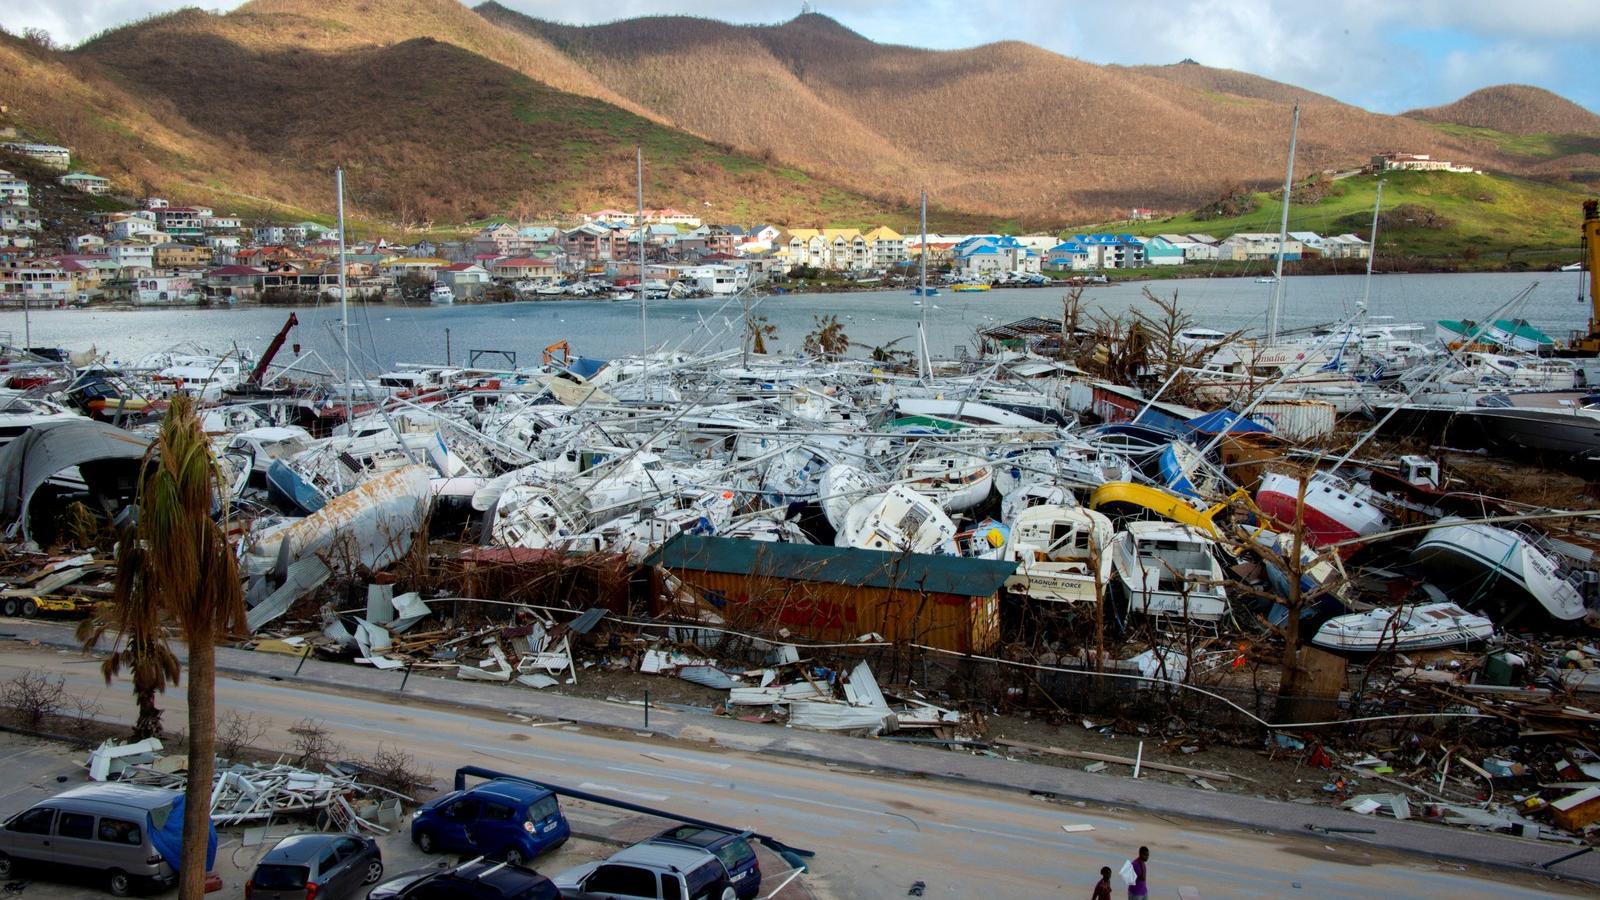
[288, 718, 343, 770]
[1132, 288, 1240, 405]
[2, 671, 66, 729]
[217, 710, 267, 762]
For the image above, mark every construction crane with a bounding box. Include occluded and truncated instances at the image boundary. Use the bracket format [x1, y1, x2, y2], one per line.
[248, 312, 299, 386]
[1572, 199, 1600, 354]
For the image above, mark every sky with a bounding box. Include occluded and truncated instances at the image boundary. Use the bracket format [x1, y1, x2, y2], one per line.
[5, 0, 1598, 115]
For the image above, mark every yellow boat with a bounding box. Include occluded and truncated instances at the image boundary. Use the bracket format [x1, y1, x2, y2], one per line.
[951, 282, 991, 292]
[1088, 481, 1252, 536]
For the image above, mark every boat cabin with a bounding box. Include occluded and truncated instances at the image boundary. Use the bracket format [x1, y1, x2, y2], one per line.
[1399, 454, 1439, 490]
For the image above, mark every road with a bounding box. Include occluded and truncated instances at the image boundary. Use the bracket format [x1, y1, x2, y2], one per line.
[0, 645, 1584, 899]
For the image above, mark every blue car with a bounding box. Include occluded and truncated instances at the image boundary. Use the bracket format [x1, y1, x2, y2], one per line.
[411, 779, 569, 868]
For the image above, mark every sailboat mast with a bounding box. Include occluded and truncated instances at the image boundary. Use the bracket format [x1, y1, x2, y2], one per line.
[919, 190, 928, 298]
[1359, 179, 1385, 319]
[637, 147, 647, 396]
[918, 189, 930, 384]
[336, 166, 351, 424]
[1267, 104, 1299, 346]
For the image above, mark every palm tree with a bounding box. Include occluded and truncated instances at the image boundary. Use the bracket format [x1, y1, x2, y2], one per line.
[804, 314, 850, 360]
[75, 571, 179, 740]
[86, 394, 247, 899]
[747, 313, 777, 355]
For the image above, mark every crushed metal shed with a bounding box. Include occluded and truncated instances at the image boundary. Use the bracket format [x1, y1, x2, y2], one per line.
[645, 534, 1016, 653]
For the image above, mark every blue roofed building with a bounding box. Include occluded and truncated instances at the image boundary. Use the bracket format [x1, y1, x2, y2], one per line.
[1071, 234, 1146, 269]
[1044, 240, 1091, 270]
[953, 234, 1041, 279]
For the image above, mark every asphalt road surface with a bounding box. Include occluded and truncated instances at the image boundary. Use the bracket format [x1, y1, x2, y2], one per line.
[1, 646, 1585, 899]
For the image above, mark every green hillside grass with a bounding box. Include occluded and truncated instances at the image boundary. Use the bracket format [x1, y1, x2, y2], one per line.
[1101, 171, 1590, 266]
[1422, 123, 1600, 160]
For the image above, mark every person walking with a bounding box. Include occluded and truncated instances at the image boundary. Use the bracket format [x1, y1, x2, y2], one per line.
[1091, 866, 1113, 900]
[1127, 846, 1150, 899]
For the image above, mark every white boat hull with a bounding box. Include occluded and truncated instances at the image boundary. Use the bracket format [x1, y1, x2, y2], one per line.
[1412, 518, 1588, 623]
[1312, 602, 1495, 653]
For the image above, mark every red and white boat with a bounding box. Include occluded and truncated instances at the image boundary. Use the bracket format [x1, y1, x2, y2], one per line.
[1255, 469, 1396, 553]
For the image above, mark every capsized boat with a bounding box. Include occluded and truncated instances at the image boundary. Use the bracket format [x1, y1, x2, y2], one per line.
[1245, 529, 1352, 624]
[1255, 469, 1394, 552]
[1001, 482, 1075, 526]
[902, 452, 993, 513]
[1411, 517, 1590, 625]
[818, 462, 879, 532]
[955, 518, 1010, 560]
[1312, 602, 1495, 653]
[1436, 318, 1556, 353]
[838, 485, 958, 555]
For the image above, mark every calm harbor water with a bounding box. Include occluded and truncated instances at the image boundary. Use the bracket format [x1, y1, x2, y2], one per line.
[4, 271, 1590, 372]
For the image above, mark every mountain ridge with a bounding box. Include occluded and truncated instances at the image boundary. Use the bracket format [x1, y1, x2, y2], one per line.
[1403, 84, 1600, 136]
[1, 3, 1592, 231]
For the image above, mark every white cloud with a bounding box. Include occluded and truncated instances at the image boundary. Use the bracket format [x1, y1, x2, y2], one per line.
[2, 1, 247, 46]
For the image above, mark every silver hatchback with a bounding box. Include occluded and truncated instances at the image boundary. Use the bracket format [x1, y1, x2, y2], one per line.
[247, 833, 384, 900]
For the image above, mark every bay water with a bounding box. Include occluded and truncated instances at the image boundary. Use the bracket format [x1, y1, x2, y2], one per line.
[5, 271, 1589, 371]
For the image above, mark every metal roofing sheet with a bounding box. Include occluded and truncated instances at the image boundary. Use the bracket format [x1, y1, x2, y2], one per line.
[645, 534, 1015, 597]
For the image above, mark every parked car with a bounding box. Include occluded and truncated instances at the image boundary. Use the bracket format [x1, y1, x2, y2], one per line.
[554, 842, 737, 900]
[0, 783, 180, 896]
[411, 778, 569, 867]
[641, 826, 759, 900]
[245, 833, 383, 900]
[369, 858, 559, 900]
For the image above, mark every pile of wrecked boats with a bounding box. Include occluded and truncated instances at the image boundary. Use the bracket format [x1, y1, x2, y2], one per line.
[4, 295, 1600, 841]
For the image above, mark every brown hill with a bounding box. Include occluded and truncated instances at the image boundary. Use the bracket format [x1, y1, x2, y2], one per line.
[80, 0, 646, 116]
[55, 1, 949, 227]
[1404, 85, 1600, 135]
[10, 3, 1596, 228]
[1122, 60, 1340, 106]
[482, 8, 1513, 219]
[0, 30, 291, 213]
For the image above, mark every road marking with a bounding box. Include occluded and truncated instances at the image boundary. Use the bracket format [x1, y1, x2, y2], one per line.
[608, 765, 707, 785]
[577, 782, 669, 803]
[640, 751, 731, 770]
[765, 791, 1070, 852]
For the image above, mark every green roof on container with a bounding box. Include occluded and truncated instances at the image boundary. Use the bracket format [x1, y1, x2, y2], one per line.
[645, 534, 1016, 597]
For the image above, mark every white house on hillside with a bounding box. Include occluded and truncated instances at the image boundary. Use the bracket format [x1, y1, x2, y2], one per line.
[0, 169, 29, 204]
